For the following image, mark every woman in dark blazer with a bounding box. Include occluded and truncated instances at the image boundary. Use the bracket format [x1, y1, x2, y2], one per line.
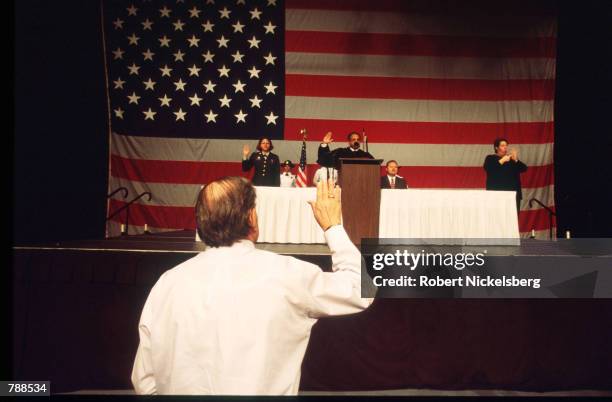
[242, 137, 280, 187]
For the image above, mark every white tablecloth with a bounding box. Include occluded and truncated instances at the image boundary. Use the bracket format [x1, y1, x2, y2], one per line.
[255, 187, 325, 243]
[254, 187, 519, 244]
[379, 189, 519, 243]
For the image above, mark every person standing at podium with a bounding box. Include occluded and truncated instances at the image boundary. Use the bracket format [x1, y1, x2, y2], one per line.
[380, 160, 408, 189]
[317, 131, 374, 170]
[242, 137, 280, 187]
[483, 137, 528, 214]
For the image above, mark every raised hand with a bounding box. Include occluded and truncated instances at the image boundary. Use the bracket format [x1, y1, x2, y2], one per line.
[322, 131, 334, 144]
[510, 148, 518, 161]
[242, 144, 250, 158]
[308, 178, 342, 231]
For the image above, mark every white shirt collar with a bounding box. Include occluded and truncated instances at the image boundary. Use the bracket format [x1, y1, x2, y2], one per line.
[205, 238, 255, 252]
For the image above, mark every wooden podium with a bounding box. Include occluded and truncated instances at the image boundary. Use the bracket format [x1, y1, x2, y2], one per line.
[338, 158, 383, 245]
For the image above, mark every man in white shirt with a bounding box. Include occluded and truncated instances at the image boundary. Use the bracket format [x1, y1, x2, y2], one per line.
[312, 165, 338, 186]
[131, 176, 373, 395]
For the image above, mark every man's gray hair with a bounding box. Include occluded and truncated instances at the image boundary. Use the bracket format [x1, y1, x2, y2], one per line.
[195, 176, 256, 247]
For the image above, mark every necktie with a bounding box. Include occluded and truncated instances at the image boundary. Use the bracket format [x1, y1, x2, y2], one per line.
[390, 178, 395, 188]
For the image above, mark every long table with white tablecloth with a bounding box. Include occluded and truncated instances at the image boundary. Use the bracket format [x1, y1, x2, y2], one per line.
[255, 187, 519, 244]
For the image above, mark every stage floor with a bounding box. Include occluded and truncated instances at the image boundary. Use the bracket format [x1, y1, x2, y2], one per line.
[14, 230, 609, 257]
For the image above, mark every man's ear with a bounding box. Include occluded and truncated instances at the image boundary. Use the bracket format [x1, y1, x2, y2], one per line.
[248, 208, 257, 229]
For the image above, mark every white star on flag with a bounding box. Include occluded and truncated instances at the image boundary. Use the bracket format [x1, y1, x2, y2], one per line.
[112, 48, 124, 59]
[189, 7, 201, 18]
[187, 35, 200, 47]
[219, 7, 231, 19]
[127, 33, 140, 45]
[127, 63, 140, 75]
[189, 93, 203, 106]
[265, 111, 278, 125]
[234, 109, 248, 123]
[264, 52, 276, 65]
[202, 20, 214, 32]
[248, 36, 261, 49]
[173, 20, 185, 31]
[232, 21, 245, 33]
[249, 95, 263, 108]
[188, 64, 201, 76]
[158, 94, 172, 107]
[143, 78, 156, 90]
[159, 6, 171, 18]
[231, 51, 245, 63]
[127, 5, 138, 16]
[217, 35, 229, 48]
[205, 110, 218, 123]
[203, 80, 216, 93]
[174, 108, 187, 121]
[174, 78, 187, 91]
[113, 78, 125, 89]
[173, 50, 185, 61]
[247, 66, 261, 78]
[218, 65, 230, 77]
[264, 81, 278, 94]
[142, 49, 155, 61]
[250, 8, 262, 20]
[218, 94, 232, 108]
[127, 92, 140, 104]
[264, 21, 276, 34]
[143, 108, 156, 120]
[202, 50, 215, 63]
[159, 65, 173, 77]
[159, 36, 171, 47]
[232, 80, 246, 93]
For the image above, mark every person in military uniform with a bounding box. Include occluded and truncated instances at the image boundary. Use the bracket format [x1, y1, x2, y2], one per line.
[317, 131, 375, 170]
[242, 137, 280, 187]
[280, 160, 297, 188]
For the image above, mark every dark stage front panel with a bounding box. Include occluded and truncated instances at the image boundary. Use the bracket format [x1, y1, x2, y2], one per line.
[11, 240, 612, 393]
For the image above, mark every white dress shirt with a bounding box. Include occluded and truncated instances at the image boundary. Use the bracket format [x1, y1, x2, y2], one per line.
[312, 166, 338, 185]
[279, 172, 296, 187]
[386, 175, 406, 188]
[131, 226, 372, 395]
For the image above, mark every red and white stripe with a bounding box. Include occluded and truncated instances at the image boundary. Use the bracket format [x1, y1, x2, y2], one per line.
[296, 167, 307, 187]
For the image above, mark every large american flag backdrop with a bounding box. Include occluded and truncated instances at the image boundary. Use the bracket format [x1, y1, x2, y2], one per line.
[103, 0, 556, 238]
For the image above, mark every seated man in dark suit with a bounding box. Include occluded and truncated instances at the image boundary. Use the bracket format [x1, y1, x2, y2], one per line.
[380, 160, 408, 189]
[317, 131, 374, 169]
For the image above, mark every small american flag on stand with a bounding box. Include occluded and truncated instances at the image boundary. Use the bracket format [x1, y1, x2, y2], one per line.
[296, 129, 307, 187]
